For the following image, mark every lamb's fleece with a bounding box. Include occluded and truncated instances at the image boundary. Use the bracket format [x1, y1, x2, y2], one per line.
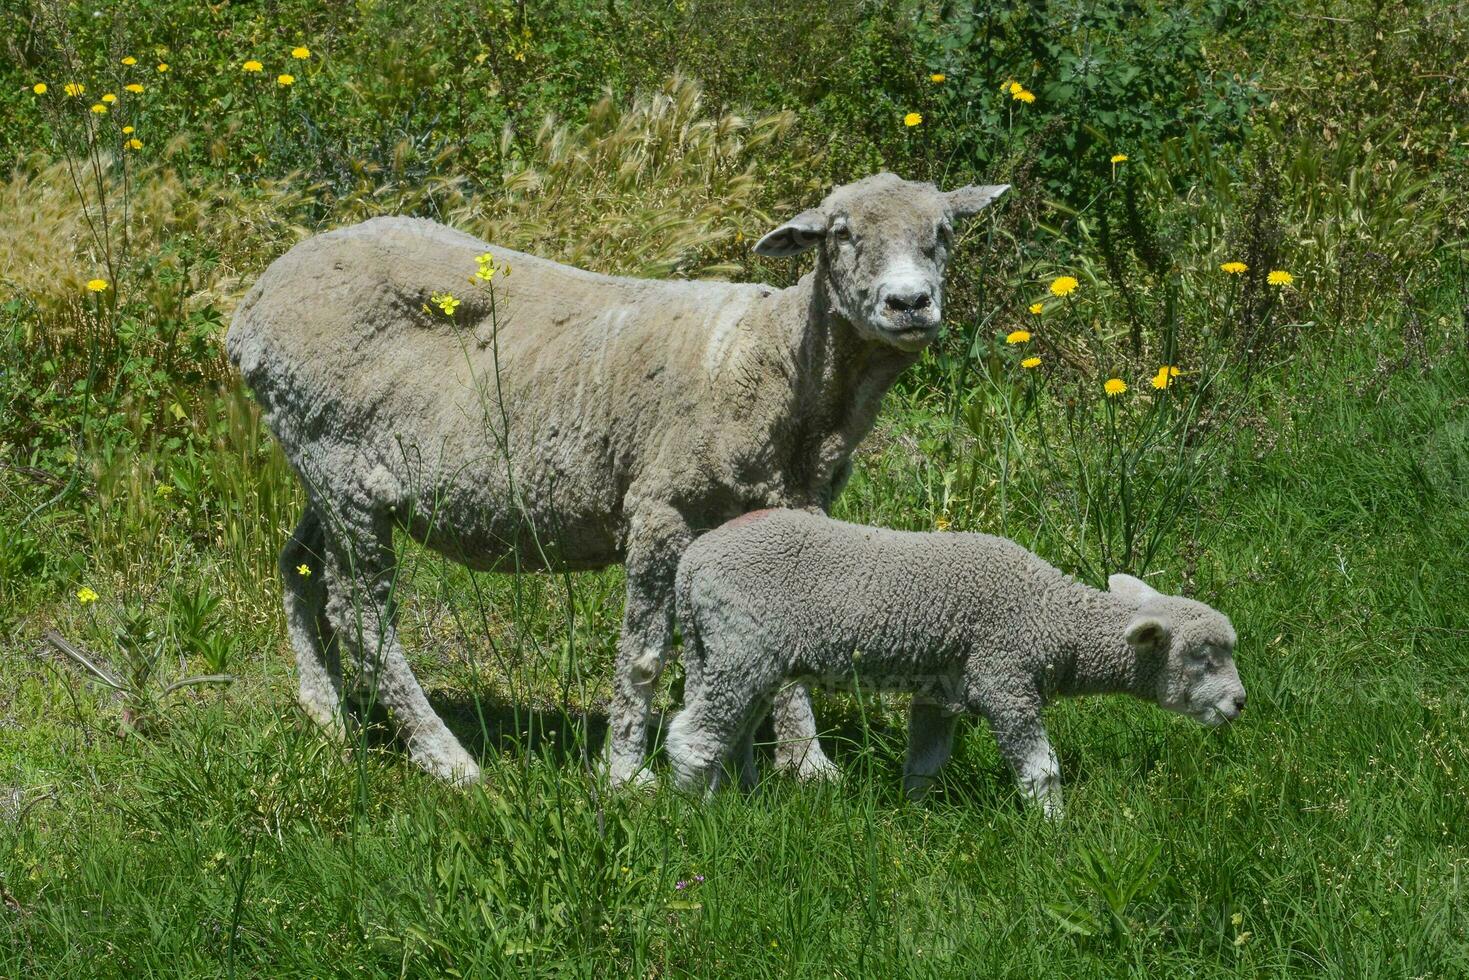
[669, 509, 1246, 816]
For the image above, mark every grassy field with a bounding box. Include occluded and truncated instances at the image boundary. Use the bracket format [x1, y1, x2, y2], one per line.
[3, 0, 1468, 975]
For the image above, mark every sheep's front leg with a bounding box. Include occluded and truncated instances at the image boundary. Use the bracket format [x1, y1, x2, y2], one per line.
[770, 683, 840, 782]
[606, 504, 691, 788]
[978, 687, 1062, 819]
[902, 698, 959, 800]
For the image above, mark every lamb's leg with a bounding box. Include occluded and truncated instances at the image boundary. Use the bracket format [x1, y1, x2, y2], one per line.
[987, 709, 1062, 820]
[280, 505, 345, 740]
[770, 683, 839, 782]
[606, 504, 691, 788]
[324, 511, 480, 786]
[902, 698, 960, 801]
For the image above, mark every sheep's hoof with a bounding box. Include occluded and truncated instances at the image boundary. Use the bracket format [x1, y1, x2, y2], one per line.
[605, 760, 658, 791]
[787, 756, 843, 784]
[412, 744, 483, 787]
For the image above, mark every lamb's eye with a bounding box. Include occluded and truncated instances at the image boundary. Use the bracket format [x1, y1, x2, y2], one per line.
[832, 222, 852, 242]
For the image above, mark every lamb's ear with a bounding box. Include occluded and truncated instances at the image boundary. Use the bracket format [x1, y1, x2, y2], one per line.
[1125, 614, 1172, 655]
[946, 184, 1009, 221]
[1109, 572, 1161, 606]
[752, 209, 826, 257]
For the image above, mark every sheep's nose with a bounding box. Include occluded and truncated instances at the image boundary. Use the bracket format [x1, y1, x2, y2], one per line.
[884, 289, 932, 313]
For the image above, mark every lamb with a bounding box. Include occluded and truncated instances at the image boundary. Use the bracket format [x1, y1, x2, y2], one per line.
[668, 509, 1246, 816]
[225, 173, 1010, 786]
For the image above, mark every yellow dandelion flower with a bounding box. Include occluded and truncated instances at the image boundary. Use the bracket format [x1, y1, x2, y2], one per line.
[291, 46, 311, 59]
[121, 56, 137, 66]
[156, 63, 169, 72]
[1267, 269, 1294, 286]
[934, 515, 952, 531]
[296, 563, 311, 577]
[1015, 89, 1035, 104]
[1005, 80, 1022, 95]
[101, 92, 117, 103]
[76, 586, 99, 605]
[277, 73, 295, 86]
[431, 292, 460, 316]
[91, 102, 108, 114]
[929, 73, 946, 83]
[1151, 365, 1181, 390]
[63, 82, 85, 97]
[1005, 330, 1031, 344]
[1110, 153, 1128, 164]
[126, 138, 142, 150]
[1049, 276, 1079, 297]
[32, 82, 48, 95]
[125, 83, 144, 93]
[86, 278, 109, 292]
[1028, 302, 1044, 315]
[904, 112, 923, 127]
[122, 125, 135, 134]
[1104, 378, 1127, 397]
[1220, 261, 1247, 274]
[1021, 356, 1042, 369]
[243, 60, 263, 73]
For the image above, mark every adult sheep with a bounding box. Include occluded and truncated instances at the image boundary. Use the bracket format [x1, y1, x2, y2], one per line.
[226, 172, 1009, 786]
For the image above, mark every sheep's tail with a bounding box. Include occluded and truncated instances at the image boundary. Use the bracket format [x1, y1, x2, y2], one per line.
[674, 556, 704, 700]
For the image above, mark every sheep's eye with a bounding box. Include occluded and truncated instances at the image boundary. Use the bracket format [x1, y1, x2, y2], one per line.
[831, 222, 852, 242]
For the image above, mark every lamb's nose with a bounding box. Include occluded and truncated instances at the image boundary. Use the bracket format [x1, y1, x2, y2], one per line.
[884, 290, 932, 313]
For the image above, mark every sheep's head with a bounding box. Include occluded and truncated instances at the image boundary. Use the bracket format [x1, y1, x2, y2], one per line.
[753, 173, 1008, 352]
[1109, 573, 1246, 727]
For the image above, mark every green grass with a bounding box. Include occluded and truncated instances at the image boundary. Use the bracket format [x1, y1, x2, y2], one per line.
[4, 284, 1466, 976]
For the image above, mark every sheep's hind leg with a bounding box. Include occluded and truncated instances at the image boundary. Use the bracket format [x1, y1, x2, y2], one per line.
[323, 511, 480, 786]
[770, 682, 840, 782]
[281, 505, 345, 741]
[666, 678, 767, 795]
[902, 698, 959, 801]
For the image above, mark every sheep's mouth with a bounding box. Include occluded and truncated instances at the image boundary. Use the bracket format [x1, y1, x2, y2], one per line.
[879, 318, 942, 349]
[1192, 705, 1237, 728]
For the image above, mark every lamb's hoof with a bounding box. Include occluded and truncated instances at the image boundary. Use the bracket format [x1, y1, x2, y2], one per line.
[607, 763, 657, 791]
[298, 699, 348, 743]
[782, 756, 842, 784]
[413, 745, 482, 787]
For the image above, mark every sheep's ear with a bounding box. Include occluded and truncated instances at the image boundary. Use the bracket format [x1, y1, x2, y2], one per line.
[946, 184, 1009, 221]
[1109, 572, 1161, 606]
[1125, 615, 1172, 655]
[752, 208, 826, 257]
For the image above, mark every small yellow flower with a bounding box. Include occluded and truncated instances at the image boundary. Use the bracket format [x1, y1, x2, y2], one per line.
[156, 63, 169, 73]
[474, 252, 496, 282]
[76, 587, 99, 605]
[156, 483, 175, 498]
[125, 83, 145, 93]
[1014, 89, 1035, 104]
[243, 60, 264, 73]
[121, 56, 137, 66]
[1021, 356, 1042, 369]
[1028, 302, 1044, 315]
[1104, 378, 1127, 397]
[1230, 912, 1244, 927]
[64, 82, 85, 97]
[1005, 330, 1031, 344]
[277, 73, 295, 86]
[1151, 365, 1181, 390]
[1005, 80, 1022, 95]
[1110, 153, 1128, 164]
[513, 49, 526, 62]
[297, 563, 311, 577]
[126, 138, 143, 150]
[1267, 269, 1294, 286]
[32, 82, 48, 95]
[101, 92, 117, 103]
[291, 46, 311, 59]
[86, 278, 109, 293]
[934, 515, 951, 531]
[91, 102, 108, 114]
[1220, 261, 1248, 275]
[1049, 276, 1079, 297]
[431, 292, 460, 316]
[903, 112, 923, 127]
[929, 73, 946, 83]
[122, 125, 135, 134]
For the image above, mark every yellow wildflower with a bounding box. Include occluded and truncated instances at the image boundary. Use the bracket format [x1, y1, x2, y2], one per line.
[277, 74, 295, 86]
[156, 484, 175, 498]
[475, 252, 496, 282]
[32, 82, 48, 95]
[1028, 302, 1044, 315]
[101, 92, 117, 103]
[1015, 89, 1035, 104]
[1005, 80, 1022, 95]
[86, 278, 109, 292]
[934, 515, 952, 531]
[126, 138, 142, 150]
[1267, 269, 1294, 286]
[76, 587, 99, 605]
[243, 60, 264, 73]
[64, 82, 85, 97]
[156, 63, 169, 72]
[296, 563, 311, 577]
[929, 73, 946, 83]
[1049, 276, 1079, 297]
[122, 125, 135, 134]
[1220, 261, 1247, 274]
[125, 83, 144, 93]
[904, 112, 923, 127]
[291, 46, 311, 59]
[1151, 365, 1181, 390]
[431, 292, 460, 316]
[91, 102, 108, 114]
[1005, 330, 1031, 344]
[121, 56, 137, 66]
[1110, 153, 1128, 164]
[1104, 378, 1127, 397]
[1021, 356, 1042, 369]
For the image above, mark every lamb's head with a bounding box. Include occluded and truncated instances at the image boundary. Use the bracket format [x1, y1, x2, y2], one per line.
[1109, 573, 1245, 728]
[753, 173, 1009, 352]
